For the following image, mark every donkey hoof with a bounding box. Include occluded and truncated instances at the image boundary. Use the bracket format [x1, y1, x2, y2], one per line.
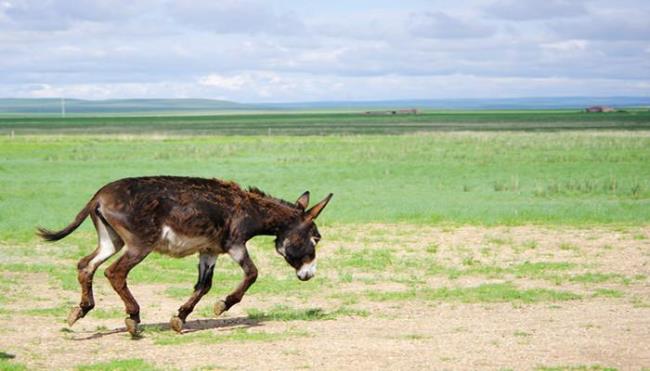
[67, 306, 84, 327]
[170, 316, 184, 333]
[124, 318, 141, 337]
[214, 300, 227, 317]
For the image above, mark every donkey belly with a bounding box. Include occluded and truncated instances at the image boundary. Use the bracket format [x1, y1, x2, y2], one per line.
[156, 225, 223, 258]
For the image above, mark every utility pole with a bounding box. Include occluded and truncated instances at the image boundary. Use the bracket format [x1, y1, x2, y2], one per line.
[61, 97, 66, 118]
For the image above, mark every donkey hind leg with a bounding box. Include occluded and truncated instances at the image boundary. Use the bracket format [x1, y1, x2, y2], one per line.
[215, 244, 258, 317]
[68, 214, 124, 326]
[104, 246, 151, 336]
[170, 253, 217, 333]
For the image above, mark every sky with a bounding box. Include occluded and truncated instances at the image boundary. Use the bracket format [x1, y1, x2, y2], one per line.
[1, 0, 649, 102]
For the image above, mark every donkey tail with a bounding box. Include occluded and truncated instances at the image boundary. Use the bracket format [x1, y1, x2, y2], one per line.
[37, 200, 95, 242]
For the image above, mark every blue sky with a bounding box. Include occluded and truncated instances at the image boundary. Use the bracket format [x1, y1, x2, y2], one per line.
[1, 0, 649, 102]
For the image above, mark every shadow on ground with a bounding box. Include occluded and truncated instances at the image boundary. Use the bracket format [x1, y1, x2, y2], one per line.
[70, 316, 261, 341]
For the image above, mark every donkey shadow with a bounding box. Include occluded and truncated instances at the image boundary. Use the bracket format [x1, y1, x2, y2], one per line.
[71, 316, 262, 341]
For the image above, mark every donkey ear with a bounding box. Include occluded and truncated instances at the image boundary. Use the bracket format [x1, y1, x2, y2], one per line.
[296, 191, 310, 210]
[305, 193, 333, 221]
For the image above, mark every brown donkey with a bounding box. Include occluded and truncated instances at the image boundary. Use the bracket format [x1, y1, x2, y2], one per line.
[37, 176, 332, 335]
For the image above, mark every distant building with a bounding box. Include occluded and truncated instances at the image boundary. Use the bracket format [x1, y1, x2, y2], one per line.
[364, 108, 418, 115]
[585, 105, 615, 113]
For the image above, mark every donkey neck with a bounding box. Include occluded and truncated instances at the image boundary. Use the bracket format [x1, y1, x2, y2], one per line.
[243, 195, 302, 238]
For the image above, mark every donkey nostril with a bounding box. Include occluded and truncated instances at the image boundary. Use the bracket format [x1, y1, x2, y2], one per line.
[296, 259, 316, 281]
[297, 271, 313, 281]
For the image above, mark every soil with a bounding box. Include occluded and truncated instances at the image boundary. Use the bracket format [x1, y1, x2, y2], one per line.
[0, 225, 648, 370]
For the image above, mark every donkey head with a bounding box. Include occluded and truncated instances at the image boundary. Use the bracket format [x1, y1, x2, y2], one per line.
[275, 192, 333, 281]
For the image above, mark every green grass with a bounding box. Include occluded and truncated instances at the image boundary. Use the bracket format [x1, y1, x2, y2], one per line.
[246, 305, 368, 321]
[570, 273, 621, 284]
[2, 111, 650, 135]
[2, 130, 650, 242]
[92, 308, 125, 319]
[23, 304, 69, 317]
[419, 260, 574, 282]
[0, 352, 27, 371]
[512, 262, 575, 278]
[537, 366, 617, 371]
[335, 248, 394, 271]
[367, 283, 581, 303]
[0, 263, 77, 291]
[592, 289, 624, 298]
[150, 327, 307, 346]
[76, 358, 159, 371]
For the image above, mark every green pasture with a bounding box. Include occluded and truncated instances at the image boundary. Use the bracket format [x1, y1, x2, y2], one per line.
[1, 110, 650, 135]
[1, 129, 649, 242]
[1, 111, 647, 370]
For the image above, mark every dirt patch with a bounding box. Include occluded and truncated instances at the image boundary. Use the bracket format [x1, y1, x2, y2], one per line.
[0, 225, 648, 370]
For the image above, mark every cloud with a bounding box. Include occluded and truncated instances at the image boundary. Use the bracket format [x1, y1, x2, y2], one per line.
[408, 11, 496, 39]
[199, 74, 249, 90]
[541, 40, 588, 52]
[484, 0, 587, 21]
[197, 71, 309, 98]
[166, 0, 305, 35]
[0, 1, 649, 101]
[549, 10, 650, 41]
[0, 0, 153, 30]
[3, 72, 649, 102]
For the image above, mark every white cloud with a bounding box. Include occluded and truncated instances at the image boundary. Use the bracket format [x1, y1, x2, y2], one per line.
[0, 0, 648, 101]
[408, 11, 496, 39]
[549, 10, 650, 41]
[198, 73, 258, 91]
[484, 0, 587, 20]
[166, 0, 305, 35]
[541, 40, 588, 52]
[1, 0, 154, 30]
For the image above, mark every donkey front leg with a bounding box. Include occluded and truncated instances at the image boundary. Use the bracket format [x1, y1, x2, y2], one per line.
[215, 244, 258, 316]
[104, 247, 151, 337]
[170, 253, 217, 332]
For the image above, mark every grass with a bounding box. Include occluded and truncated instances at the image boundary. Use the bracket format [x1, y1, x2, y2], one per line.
[418, 260, 575, 282]
[2, 130, 650, 242]
[592, 289, 624, 298]
[75, 358, 159, 371]
[0, 112, 647, 369]
[537, 366, 618, 371]
[92, 308, 125, 319]
[570, 273, 621, 284]
[367, 283, 581, 303]
[335, 248, 394, 271]
[0, 352, 26, 371]
[2, 110, 650, 135]
[150, 327, 308, 346]
[246, 305, 368, 321]
[0, 263, 77, 291]
[23, 304, 69, 317]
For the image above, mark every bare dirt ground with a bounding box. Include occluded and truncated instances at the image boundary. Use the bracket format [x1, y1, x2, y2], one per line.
[1, 225, 649, 370]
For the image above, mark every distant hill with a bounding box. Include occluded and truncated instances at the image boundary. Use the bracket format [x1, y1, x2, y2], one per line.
[1, 96, 648, 115]
[262, 97, 650, 110]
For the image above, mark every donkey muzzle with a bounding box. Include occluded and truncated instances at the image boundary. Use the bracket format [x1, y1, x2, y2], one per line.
[296, 259, 316, 281]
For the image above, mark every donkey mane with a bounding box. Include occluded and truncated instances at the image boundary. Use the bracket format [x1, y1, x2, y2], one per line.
[246, 185, 300, 210]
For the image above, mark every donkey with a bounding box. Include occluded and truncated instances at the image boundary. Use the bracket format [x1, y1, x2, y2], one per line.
[37, 176, 332, 335]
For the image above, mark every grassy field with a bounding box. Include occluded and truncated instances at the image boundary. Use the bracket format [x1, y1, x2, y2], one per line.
[1, 110, 650, 135]
[1, 132, 650, 242]
[0, 111, 649, 369]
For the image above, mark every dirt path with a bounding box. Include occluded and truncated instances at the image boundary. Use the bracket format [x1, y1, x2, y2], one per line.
[1, 225, 649, 370]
